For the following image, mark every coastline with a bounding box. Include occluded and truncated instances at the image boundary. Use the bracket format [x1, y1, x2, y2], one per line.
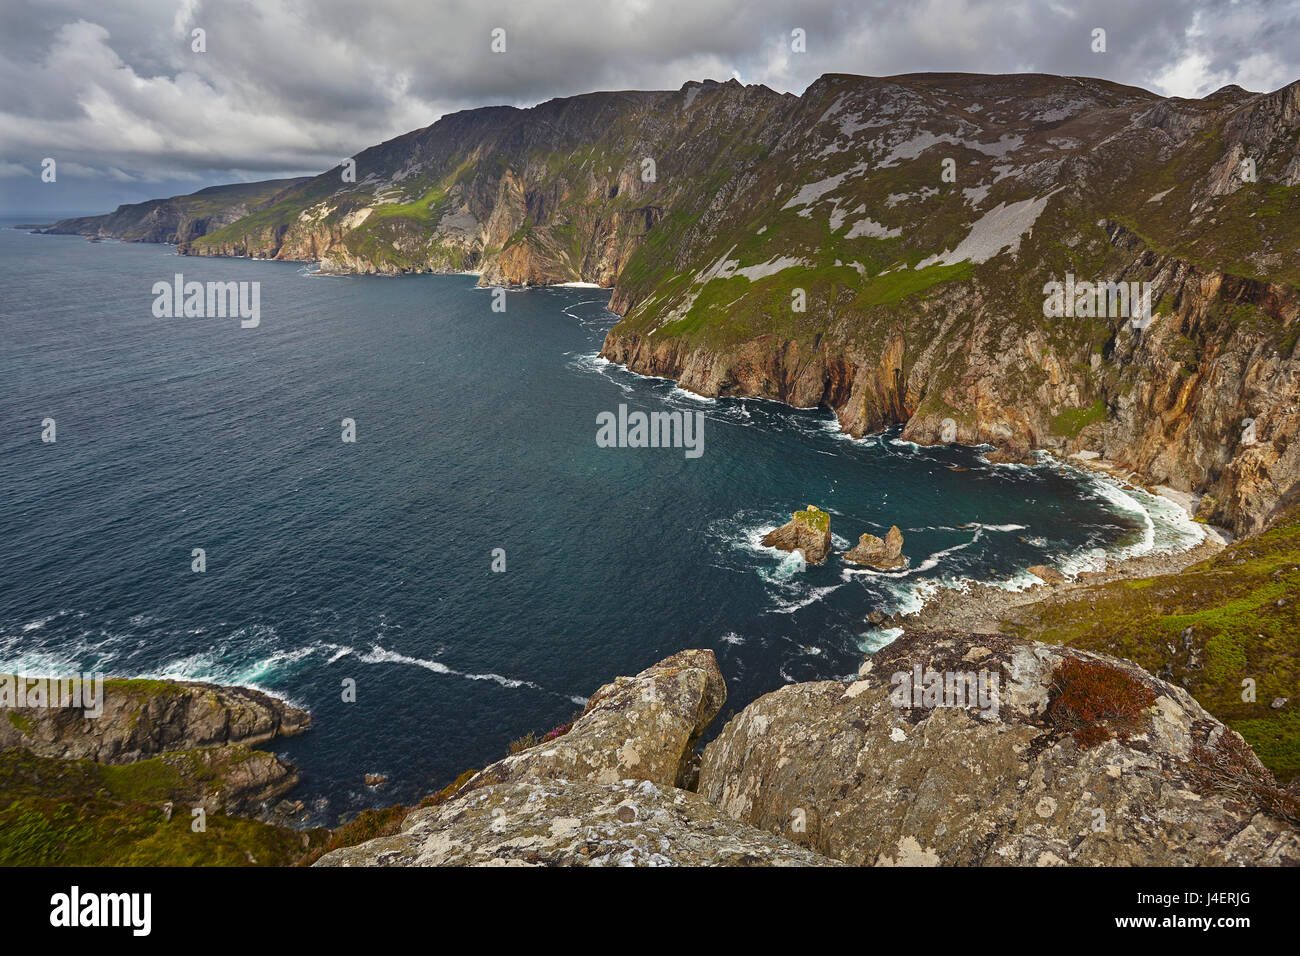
[894, 452, 1233, 637]
[591, 351, 1234, 641]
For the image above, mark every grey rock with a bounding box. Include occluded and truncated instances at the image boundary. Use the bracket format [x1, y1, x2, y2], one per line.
[698, 632, 1300, 866]
[313, 779, 838, 867]
[458, 649, 725, 794]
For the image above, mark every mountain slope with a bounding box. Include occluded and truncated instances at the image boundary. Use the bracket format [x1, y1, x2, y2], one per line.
[37, 178, 311, 244]
[34, 72, 1300, 533]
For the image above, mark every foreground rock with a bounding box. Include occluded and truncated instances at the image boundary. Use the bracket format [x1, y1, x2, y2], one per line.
[0, 676, 310, 764]
[761, 506, 832, 564]
[457, 649, 725, 794]
[314, 779, 836, 867]
[844, 525, 906, 569]
[699, 631, 1299, 865]
[316, 649, 828, 867]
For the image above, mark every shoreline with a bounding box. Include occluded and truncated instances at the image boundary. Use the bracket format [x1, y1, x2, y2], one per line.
[592, 352, 1234, 640]
[893, 452, 1232, 637]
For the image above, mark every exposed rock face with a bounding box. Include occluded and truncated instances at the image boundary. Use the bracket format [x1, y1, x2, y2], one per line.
[0, 677, 310, 764]
[39, 73, 1300, 532]
[698, 632, 1299, 865]
[761, 506, 832, 564]
[844, 525, 905, 569]
[1027, 564, 1066, 583]
[146, 744, 302, 816]
[457, 649, 725, 794]
[314, 779, 836, 867]
[33, 179, 308, 244]
[315, 649, 830, 866]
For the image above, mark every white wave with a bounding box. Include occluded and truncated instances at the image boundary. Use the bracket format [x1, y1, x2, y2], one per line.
[769, 584, 841, 615]
[669, 385, 715, 403]
[765, 549, 808, 582]
[355, 645, 541, 690]
[858, 627, 904, 654]
[719, 632, 746, 645]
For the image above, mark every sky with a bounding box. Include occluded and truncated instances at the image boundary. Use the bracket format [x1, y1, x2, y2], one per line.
[2, 0, 1297, 215]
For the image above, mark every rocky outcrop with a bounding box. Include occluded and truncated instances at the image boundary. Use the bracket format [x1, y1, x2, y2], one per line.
[1027, 564, 1066, 583]
[457, 649, 725, 794]
[698, 631, 1299, 865]
[314, 779, 836, 867]
[844, 525, 906, 569]
[0, 676, 310, 823]
[761, 506, 832, 564]
[315, 649, 829, 866]
[316, 634, 1298, 866]
[141, 744, 302, 817]
[0, 676, 310, 764]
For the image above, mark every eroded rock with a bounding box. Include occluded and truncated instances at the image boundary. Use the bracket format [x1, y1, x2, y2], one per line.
[1027, 564, 1066, 583]
[458, 649, 725, 794]
[0, 676, 310, 764]
[313, 779, 837, 867]
[698, 631, 1299, 866]
[845, 525, 906, 569]
[761, 506, 832, 564]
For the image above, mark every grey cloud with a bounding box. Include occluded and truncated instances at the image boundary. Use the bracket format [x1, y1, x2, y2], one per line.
[1, 0, 1296, 214]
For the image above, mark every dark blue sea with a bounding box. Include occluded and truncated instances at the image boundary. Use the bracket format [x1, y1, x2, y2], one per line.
[0, 218, 1203, 823]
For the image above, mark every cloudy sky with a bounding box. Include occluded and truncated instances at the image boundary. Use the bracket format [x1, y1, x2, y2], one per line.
[2, 0, 1297, 214]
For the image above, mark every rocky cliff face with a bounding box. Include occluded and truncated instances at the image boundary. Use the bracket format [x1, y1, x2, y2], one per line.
[0, 677, 309, 818]
[38, 72, 1300, 532]
[599, 74, 1300, 536]
[34, 179, 309, 244]
[0, 677, 310, 763]
[318, 640, 1297, 866]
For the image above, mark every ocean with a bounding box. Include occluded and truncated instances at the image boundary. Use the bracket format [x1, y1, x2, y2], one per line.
[0, 219, 1203, 823]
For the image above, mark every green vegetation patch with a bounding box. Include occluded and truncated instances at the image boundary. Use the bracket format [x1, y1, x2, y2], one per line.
[1050, 398, 1108, 438]
[1002, 518, 1300, 780]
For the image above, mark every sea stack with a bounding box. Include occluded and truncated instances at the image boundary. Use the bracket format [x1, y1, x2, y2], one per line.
[844, 525, 906, 570]
[762, 505, 832, 564]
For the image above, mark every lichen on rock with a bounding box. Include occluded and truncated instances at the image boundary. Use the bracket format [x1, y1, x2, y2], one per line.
[762, 505, 833, 564]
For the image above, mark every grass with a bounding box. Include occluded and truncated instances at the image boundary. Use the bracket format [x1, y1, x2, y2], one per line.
[0, 748, 327, 866]
[795, 506, 830, 534]
[855, 261, 974, 307]
[1001, 518, 1300, 780]
[367, 184, 449, 222]
[1050, 398, 1108, 438]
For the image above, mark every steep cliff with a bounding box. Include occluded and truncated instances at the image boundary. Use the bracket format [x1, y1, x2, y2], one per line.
[34, 72, 1300, 532]
[34, 178, 310, 244]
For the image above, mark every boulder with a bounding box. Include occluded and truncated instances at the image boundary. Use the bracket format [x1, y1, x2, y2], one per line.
[457, 649, 725, 794]
[1028, 564, 1066, 584]
[844, 525, 906, 569]
[313, 779, 838, 867]
[983, 444, 1038, 466]
[698, 631, 1300, 866]
[761, 506, 831, 564]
